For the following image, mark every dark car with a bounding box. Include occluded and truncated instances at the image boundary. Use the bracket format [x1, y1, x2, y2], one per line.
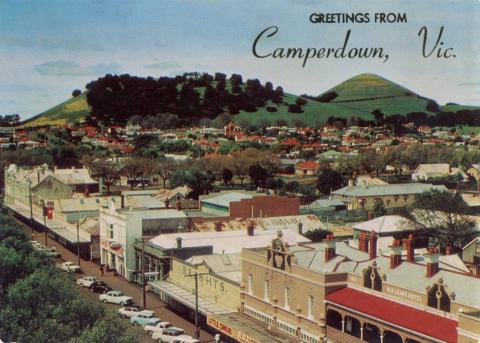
[89, 281, 113, 294]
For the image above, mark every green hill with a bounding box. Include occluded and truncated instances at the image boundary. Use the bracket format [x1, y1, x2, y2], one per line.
[20, 73, 478, 127]
[21, 92, 90, 128]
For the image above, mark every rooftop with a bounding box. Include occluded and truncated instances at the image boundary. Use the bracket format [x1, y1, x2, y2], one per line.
[332, 183, 447, 197]
[149, 229, 310, 254]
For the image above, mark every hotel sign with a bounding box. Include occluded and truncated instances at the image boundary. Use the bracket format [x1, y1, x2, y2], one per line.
[385, 285, 423, 303]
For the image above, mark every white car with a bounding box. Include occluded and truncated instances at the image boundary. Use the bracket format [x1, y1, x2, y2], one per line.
[152, 327, 185, 342]
[57, 261, 81, 272]
[117, 306, 151, 319]
[144, 321, 173, 335]
[172, 337, 200, 343]
[76, 276, 98, 287]
[99, 291, 133, 305]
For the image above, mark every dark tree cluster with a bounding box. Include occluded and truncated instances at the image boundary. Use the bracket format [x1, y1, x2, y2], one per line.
[85, 72, 284, 126]
[0, 114, 20, 127]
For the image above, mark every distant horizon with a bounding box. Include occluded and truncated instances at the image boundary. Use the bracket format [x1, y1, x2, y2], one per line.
[1, 0, 479, 119]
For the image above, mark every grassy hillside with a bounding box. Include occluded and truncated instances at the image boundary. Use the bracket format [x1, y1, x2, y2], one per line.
[20, 73, 479, 127]
[21, 92, 89, 128]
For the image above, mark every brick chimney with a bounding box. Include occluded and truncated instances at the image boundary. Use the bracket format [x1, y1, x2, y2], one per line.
[324, 233, 336, 262]
[425, 246, 440, 277]
[214, 222, 222, 232]
[390, 239, 403, 269]
[369, 231, 377, 260]
[358, 232, 369, 252]
[445, 245, 453, 255]
[404, 234, 415, 262]
[176, 198, 182, 211]
[247, 223, 255, 236]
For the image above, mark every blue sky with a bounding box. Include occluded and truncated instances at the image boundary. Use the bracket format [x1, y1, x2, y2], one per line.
[0, 0, 479, 119]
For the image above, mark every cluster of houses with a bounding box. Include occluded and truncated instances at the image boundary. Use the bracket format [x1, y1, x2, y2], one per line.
[3, 160, 480, 343]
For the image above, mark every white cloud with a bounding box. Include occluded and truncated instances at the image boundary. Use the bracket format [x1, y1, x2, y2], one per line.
[34, 60, 120, 76]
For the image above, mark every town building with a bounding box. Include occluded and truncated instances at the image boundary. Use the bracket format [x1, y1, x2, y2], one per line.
[208, 232, 480, 343]
[462, 237, 480, 276]
[412, 163, 467, 182]
[332, 183, 447, 211]
[200, 192, 300, 218]
[99, 199, 188, 280]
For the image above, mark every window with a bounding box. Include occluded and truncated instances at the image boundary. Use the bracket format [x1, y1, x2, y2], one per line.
[264, 280, 270, 301]
[108, 224, 114, 239]
[248, 274, 253, 294]
[307, 295, 314, 319]
[284, 287, 290, 309]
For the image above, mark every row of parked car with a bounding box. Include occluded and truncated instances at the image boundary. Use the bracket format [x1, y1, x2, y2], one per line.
[30, 240, 61, 258]
[75, 276, 200, 343]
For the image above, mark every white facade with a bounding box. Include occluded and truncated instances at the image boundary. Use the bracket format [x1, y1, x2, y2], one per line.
[99, 202, 188, 281]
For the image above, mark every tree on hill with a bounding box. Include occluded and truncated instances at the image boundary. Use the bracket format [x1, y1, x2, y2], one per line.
[426, 99, 440, 112]
[71, 89, 82, 97]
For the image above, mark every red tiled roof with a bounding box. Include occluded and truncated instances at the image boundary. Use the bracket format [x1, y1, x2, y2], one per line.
[326, 287, 457, 343]
[296, 161, 319, 169]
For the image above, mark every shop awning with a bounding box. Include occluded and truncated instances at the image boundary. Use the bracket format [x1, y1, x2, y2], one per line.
[149, 280, 233, 315]
[326, 287, 457, 343]
[207, 313, 299, 343]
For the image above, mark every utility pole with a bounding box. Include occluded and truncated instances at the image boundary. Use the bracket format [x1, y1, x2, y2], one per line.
[76, 221, 81, 267]
[141, 237, 146, 309]
[28, 180, 33, 234]
[186, 271, 209, 339]
[41, 199, 47, 246]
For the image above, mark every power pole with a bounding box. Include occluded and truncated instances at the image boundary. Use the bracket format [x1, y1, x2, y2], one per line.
[41, 199, 47, 246]
[186, 271, 209, 339]
[76, 221, 81, 267]
[28, 180, 33, 234]
[141, 237, 146, 309]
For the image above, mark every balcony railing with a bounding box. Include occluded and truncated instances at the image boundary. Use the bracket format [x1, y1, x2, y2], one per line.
[326, 326, 365, 343]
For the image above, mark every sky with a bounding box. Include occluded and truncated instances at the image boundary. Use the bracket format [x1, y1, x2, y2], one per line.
[0, 0, 479, 119]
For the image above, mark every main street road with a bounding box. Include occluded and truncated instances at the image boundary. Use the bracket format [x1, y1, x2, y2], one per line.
[18, 219, 214, 342]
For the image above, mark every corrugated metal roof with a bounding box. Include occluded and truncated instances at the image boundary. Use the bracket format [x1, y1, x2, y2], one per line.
[332, 183, 447, 197]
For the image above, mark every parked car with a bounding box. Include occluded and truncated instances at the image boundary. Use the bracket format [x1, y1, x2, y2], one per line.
[172, 337, 200, 343]
[130, 312, 161, 326]
[99, 291, 133, 305]
[152, 327, 185, 342]
[89, 281, 112, 294]
[117, 306, 147, 319]
[39, 246, 60, 258]
[76, 276, 98, 288]
[144, 321, 173, 335]
[56, 261, 81, 273]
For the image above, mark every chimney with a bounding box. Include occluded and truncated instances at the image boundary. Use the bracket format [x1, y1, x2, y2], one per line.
[348, 179, 353, 187]
[324, 233, 336, 262]
[358, 232, 369, 252]
[404, 234, 415, 262]
[369, 231, 377, 260]
[297, 222, 303, 235]
[165, 198, 170, 209]
[445, 245, 453, 255]
[176, 237, 182, 249]
[176, 197, 182, 211]
[390, 239, 403, 269]
[425, 247, 440, 277]
[215, 222, 222, 232]
[368, 212, 373, 220]
[247, 223, 255, 236]
[121, 194, 125, 209]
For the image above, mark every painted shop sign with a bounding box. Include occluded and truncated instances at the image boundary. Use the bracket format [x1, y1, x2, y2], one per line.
[385, 285, 423, 302]
[207, 317, 260, 343]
